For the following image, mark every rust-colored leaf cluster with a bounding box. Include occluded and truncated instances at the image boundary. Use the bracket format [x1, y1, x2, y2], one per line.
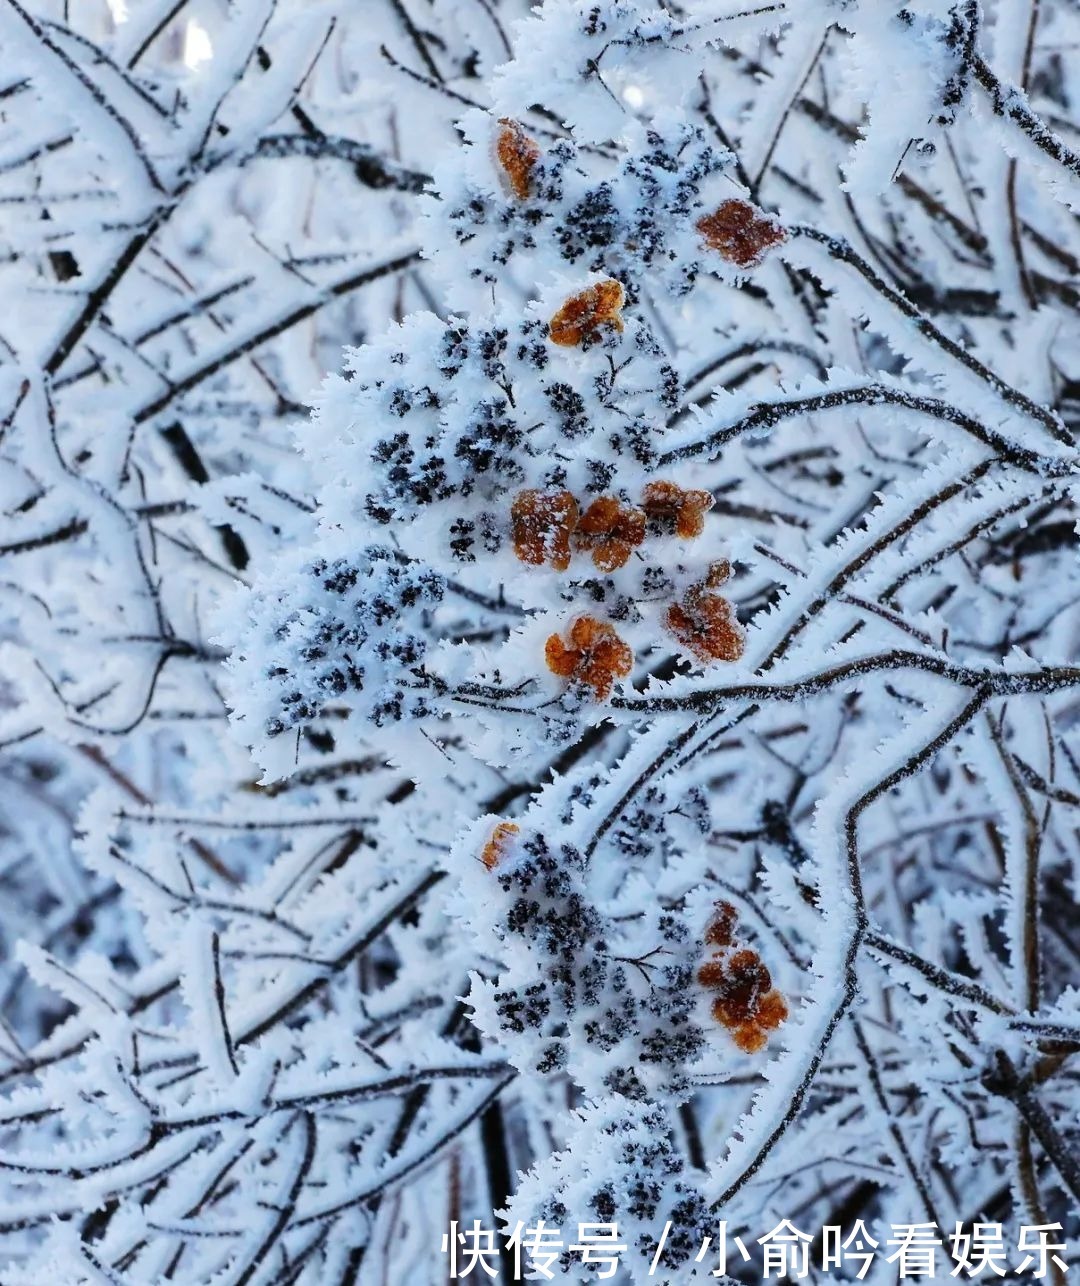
[510, 480, 712, 573]
[665, 562, 744, 664]
[642, 480, 715, 539]
[698, 901, 788, 1053]
[495, 118, 541, 200]
[545, 616, 633, 701]
[696, 199, 786, 269]
[548, 280, 625, 348]
[481, 820, 520, 871]
[575, 496, 647, 572]
[511, 489, 579, 571]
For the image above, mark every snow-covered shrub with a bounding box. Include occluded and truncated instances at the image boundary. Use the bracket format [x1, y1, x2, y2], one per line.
[2, 0, 1080, 1281]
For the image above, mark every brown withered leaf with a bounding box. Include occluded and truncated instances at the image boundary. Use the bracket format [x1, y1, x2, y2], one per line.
[696, 198, 786, 268]
[641, 480, 714, 539]
[495, 118, 541, 200]
[510, 489, 579, 570]
[549, 279, 625, 348]
[544, 616, 633, 701]
[697, 905, 789, 1053]
[575, 496, 647, 571]
[704, 900, 739, 949]
[481, 821, 520, 871]
[666, 581, 744, 664]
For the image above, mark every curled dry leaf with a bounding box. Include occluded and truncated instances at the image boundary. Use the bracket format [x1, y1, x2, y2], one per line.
[481, 820, 520, 870]
[665, 574, 744, 664]
[696, 198, 786, 268]
[641, 480, 715, 538]
[548, 279, 626, 348]
[510, 488, 579, 570]
[575, 496, 647, 571]
[545, 616, 633, 701]
[495, 118, 541, 200]
[698, 902, 788, 1053]
[702, 558, 731, 589]
[703, 899, 738, 949]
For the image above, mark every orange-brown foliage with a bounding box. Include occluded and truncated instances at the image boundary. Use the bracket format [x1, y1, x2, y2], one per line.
[696, 199, 786, 268]
[666, 578, 744, 664]
[548, 280, 625, 348]
[495, 118, 541, 200]
[697, 958, 728, 989]
[544, 616, 633, 701]
[708, 949, 773, 1027]
[510, 489, 579, 570]
[575, 496, 647, 571]
[755, 989, 789, 1030]
[731, 991, 790, 1053]
[697, 900, 788, 1052]
[704, 900, 738, 949]
[641, 480, 714, 539]
[703, 559, 732, 590]
[481, 820, 520, 871]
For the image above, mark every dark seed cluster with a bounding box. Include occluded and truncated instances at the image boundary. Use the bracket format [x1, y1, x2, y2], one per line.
[255, 547, 444, 739]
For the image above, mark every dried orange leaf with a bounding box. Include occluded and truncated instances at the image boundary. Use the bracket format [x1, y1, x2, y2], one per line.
[481, 820, 520, 870]
[511, 489, 579, 570]
[696, 198, 786, 268]
[545, 616, 632, 700]
[495, 118, 541, 200]
[666, 583, 744, 664]
[549, 280, 625, 348]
